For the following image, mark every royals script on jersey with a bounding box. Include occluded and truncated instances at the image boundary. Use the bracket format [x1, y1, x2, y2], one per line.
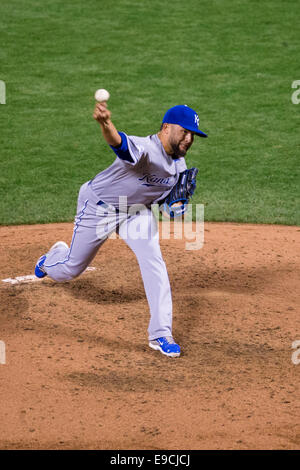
[90, 133, 187, 207]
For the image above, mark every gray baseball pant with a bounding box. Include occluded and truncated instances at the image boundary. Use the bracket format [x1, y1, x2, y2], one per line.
[43, 181, 173, 340]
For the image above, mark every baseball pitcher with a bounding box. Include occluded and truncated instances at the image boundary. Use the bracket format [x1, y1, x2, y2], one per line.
[34, 102, 207, 357]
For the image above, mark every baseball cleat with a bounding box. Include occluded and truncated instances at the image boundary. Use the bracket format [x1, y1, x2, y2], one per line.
[34, 254, 47, 278]
[34, 241, 69, 278]
[149, 336, 181, 357]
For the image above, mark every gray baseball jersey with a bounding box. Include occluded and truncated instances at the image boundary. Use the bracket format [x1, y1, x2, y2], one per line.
[90, 133, 187, 207]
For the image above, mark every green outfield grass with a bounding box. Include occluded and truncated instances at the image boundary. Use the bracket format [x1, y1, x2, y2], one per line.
[0, 0, 299, 225]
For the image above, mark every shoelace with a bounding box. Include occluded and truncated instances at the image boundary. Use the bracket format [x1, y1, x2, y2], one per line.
[164, 336, 175, 344]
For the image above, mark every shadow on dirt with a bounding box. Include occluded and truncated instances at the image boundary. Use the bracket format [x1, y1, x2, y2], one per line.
[44, 277, 145, 304]
[65, 367, 186, 393]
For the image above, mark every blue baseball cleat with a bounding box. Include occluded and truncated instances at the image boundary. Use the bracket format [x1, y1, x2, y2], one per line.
[149, 336, 181, 357]
[35, 254, 47, 278]
[34, 241, 69, 279]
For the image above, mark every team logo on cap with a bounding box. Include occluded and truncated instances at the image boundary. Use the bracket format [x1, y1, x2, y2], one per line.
[195, 114, 199, 127]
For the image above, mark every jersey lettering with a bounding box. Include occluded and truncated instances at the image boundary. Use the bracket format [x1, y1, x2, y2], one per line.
[138, 174, 172, 186]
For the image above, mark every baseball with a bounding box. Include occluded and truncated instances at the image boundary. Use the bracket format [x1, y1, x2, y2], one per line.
[94, 88, 110, 102]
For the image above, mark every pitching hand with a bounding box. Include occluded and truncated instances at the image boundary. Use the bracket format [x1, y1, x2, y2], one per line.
[93, 102, 111, 125]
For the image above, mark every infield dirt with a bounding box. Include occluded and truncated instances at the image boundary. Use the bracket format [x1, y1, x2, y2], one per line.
[0, 221, 299, 449]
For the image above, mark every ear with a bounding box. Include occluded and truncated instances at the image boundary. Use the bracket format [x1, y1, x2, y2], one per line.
[162, 123, 170, 134]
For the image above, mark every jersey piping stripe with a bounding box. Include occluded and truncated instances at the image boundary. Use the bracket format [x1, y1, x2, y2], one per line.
[44, 199, 89, 269]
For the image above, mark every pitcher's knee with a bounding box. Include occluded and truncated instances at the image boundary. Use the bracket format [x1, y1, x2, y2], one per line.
[45, 263, 86, 282]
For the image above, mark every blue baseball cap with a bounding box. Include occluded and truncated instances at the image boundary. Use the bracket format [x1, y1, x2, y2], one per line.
[162, 104, 207, 138]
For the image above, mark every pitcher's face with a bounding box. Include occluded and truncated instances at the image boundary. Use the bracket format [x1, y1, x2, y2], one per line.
[168, 124, 194, 157]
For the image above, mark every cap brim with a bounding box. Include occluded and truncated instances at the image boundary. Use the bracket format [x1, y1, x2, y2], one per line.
[195, 130, 208, 138]
[183, 125, 208, 138]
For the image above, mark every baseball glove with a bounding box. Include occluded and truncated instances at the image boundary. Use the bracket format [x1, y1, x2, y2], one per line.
[161, 167, 199, 218]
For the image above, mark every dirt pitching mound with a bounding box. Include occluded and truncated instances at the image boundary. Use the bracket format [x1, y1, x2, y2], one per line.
[0, 221, 299, 450]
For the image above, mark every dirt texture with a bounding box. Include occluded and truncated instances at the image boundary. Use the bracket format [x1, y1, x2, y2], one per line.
[0, 221, 299, 450]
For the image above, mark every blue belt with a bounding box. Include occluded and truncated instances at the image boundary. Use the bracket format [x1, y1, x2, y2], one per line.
[88, 181, 119, 212]
[97, 200, 119, 213]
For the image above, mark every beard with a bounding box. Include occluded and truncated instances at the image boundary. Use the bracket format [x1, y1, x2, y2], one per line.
[169, 139, 189, 158]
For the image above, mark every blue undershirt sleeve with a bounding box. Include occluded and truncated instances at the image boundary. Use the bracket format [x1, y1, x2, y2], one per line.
[109, 132, 134, 163]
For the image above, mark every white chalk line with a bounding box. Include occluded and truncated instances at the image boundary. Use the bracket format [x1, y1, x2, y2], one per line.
[1, 267, 97, 285]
